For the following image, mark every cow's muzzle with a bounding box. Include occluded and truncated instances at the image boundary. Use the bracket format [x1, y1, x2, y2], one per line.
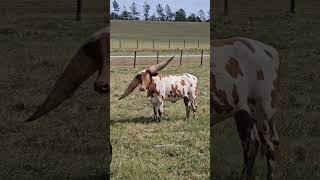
[94, 81, 110, 94]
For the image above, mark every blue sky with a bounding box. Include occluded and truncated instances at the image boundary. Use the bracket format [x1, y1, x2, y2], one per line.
[110, 0, 210, 18]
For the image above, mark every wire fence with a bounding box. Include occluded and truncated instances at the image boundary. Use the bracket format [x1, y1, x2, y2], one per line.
[110, 39, 210, 49]
[111, 50, 209, 68]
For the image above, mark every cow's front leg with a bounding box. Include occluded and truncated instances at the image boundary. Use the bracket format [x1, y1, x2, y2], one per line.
[153, 103, 159, 121]
[183, 97, 191, 120]
[158, 101, 164, 122]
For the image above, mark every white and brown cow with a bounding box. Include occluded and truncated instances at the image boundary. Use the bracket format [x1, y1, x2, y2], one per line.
[118, 56, 199, 122]
[211, 37, 280, 180]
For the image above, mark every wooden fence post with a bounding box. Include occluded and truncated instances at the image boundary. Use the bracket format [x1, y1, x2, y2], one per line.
[224, 0, 229, 16]
[290, 0, 296, 14]
[156, 51, 159, 64]
[200, 50, 203, 67]
[180, 50, 183, 66]
[183, 40, 186, 48]
[133, 51, 136, 68]
[136, 40, 138, 49]
[119, 39, 121, 48]
[76, 0, 82, 21]
[153, 40, 155, 48]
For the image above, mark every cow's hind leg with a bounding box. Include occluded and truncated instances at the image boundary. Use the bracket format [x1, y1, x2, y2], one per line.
[183, 97, 191, 120]
[158, 101, 164, 122]
[234, 110, 259, 180]
[256, 102, 277, 180]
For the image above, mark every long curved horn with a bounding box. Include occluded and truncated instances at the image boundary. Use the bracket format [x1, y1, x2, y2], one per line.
[25, 28, 108, 122]
[118, 74, 141, 100]
[148, 55, 174, 74]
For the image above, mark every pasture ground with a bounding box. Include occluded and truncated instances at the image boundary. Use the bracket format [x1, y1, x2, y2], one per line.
[110, 56, 210, 179]
[1, 15, 110, 179]
[211, 14, 320, 180]
[110, 20, 210, 49]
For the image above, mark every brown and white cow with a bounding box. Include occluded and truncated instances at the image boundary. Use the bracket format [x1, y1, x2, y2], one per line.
[118, 56, 199, 122]
[211, 37, 280, 180]
[24, 27, 112, 163]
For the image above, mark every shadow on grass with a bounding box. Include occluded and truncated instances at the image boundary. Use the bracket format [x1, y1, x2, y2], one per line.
[111, 116, 159, 125]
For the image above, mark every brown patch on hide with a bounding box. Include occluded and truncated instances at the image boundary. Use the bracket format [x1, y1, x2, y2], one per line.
[225, 57, 244, 78]
[171, 84, 183, 97]
[264, 49, 273, 58]
[257, 69, 265, 80]
[232, 84, 239, 105]
[148, 80, 160, 95]
[180, 79, 186, 86]
[211, 74, 234, 114]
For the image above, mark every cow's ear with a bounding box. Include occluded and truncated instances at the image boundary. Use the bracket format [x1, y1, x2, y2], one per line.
[151, 72, 158, 76]
[146, 70, 158, 76]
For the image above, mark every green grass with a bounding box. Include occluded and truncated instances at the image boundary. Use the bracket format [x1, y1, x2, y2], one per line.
[1, 15, 109, 179]
[111, 20, 210, 49]
[110, 59, 210, 179]
[211, 14, 320, 180]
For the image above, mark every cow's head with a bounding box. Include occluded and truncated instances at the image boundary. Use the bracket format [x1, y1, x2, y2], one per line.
[25, 27, 109, 122]
[118, 56, 174, 100]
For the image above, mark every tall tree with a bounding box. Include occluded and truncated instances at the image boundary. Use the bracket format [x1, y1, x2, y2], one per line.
[130, 2, 140, 20]
[175, 9, 187, 21]
[112, 0, 120, 20]
[187, 13, 197, 22]
[150, 13, 157, 21]
[198, 9, 206, 22]
[121, 6, 130, 20]
[165, 4, 174, 21]
[156, 4, 165, 21]
[143, 2, 151, 20]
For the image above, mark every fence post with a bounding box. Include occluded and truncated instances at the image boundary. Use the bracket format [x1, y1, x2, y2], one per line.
[157, 51, 159, 64]
[183, 40, 186, 48]
[76, 0, 82, 21]
[224, 0, 229, 16]
[133, 51, 136, 68]
[180, 50, 183, 66]
[119, 39, 121, 48]
[200, 50, 203, 67]
[198, 40, 200, 48]
[153, 40, 155, 48]
[136, 40, 139, 49]
[169, 40, 171, 48]
[290, 0, 296, 14]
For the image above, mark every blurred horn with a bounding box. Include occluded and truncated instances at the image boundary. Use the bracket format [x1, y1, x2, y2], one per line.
[148, 56, 174, 74]
[118, 75, 141, 100]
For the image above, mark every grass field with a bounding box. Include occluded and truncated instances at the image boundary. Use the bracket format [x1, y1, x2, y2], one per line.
[1, 13, 110, 179]
[211, 14, 320, 180]
[110, 20, 210, 49]
[110, 57, 210, 179]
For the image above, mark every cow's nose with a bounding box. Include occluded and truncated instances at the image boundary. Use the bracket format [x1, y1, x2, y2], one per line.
[94, 81, 110, 94]
[139, 87, 145, 91]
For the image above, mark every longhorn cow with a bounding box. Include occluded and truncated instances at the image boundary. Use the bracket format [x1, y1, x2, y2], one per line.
[211, 37, 280, 180]
[118, 56, 199, 122]
[24, 27, 112, 162]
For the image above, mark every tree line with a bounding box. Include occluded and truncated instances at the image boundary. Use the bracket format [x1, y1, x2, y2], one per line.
[111, 0, 210, 22]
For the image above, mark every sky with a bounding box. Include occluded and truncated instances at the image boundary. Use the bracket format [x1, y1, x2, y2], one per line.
[110, 0, 210, 18]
